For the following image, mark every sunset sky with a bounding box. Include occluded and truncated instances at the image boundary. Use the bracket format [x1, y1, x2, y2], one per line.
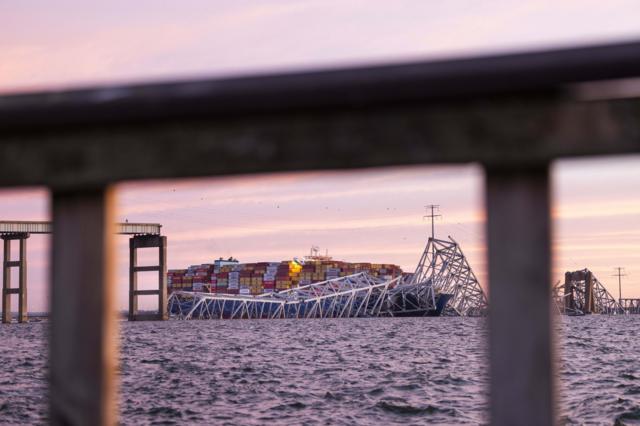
[1, 1, 640, 311]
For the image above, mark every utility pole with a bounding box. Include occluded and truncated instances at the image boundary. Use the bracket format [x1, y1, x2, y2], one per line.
[613, 267, 626, 304]
[423, 205, 442, 240]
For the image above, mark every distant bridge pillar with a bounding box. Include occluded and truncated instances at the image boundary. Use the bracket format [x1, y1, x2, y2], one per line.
[584, 270, 594, 314]
[129, 234, 167, 321]
[2, 233, 29, 323]
[563, 272, 573, 313]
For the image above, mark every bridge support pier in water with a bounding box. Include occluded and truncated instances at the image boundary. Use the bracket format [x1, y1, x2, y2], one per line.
[2, 233, 29, 323]
[129, 234, 167, 321]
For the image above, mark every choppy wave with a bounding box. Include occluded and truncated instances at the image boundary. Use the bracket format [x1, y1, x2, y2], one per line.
[1, 316, 639, 424]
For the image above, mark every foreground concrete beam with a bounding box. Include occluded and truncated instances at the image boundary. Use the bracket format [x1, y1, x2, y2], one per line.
[0, 98, 639, 189]
[486, 165, 555, 426]
[50, 188, 117, 425]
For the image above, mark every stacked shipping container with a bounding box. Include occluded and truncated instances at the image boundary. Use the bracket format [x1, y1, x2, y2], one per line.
[168, 258, 403, 295]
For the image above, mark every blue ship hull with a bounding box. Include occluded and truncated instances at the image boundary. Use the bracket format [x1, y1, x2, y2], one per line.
[391, 293, 453, 317]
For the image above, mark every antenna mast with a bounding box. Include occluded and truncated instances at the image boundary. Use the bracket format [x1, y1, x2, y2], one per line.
[423, 205, 442, 240]
[613, 267, 626, 303]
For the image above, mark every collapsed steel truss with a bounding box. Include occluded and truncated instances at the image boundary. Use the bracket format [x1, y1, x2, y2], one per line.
[552, 269, 623, 315]
[411, 237, 488, 316]
[620, 299, 640, 314]
[169, 273, 403, 320]
[168, 236, 489, 320]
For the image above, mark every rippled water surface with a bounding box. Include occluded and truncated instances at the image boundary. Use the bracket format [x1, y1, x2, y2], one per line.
[1, 316, 639, 424]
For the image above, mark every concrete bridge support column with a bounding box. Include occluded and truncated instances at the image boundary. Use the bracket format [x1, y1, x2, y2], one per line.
[2, 233, 29, 323]
[129, 234, 167, 321]
[486, 165, 555, 426]
[50, 189, 117, 425]
[584, 270, 594, 314]
[563, 272, 573, 313]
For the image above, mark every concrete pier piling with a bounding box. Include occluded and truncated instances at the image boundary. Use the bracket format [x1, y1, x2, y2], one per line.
[129, 234, 168, 321]
[2, 233, 29, 323]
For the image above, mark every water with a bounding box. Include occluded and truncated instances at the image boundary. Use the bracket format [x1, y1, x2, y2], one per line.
[0, 316, 639, 425]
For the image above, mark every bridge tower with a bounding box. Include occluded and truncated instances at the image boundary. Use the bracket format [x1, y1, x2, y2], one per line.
[2, 232, 29, 323]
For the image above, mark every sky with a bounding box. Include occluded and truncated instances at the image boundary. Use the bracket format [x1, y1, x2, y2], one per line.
[1, 1, 640, 311]
[3, 0, 640, 93]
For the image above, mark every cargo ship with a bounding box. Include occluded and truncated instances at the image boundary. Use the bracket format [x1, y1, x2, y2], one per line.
[167, 247, 457, 318]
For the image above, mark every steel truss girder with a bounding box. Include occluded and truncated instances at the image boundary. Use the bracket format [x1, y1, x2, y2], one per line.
[410, 237, 488, 316]
[167, 272, 438, 320]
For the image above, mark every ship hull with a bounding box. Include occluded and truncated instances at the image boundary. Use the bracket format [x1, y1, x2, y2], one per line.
[391, 293, 454, 317]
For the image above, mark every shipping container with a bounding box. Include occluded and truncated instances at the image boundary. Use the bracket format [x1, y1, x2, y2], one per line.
[170, 257, 403, 296]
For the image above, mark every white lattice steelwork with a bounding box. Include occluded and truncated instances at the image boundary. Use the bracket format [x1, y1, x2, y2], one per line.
[169, 273, 405, 320]
[410, 237, 488, 316]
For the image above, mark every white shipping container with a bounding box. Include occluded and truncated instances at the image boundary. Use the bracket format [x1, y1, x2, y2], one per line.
[239, 288, 251, 295]
[193, 282, 203, 291]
